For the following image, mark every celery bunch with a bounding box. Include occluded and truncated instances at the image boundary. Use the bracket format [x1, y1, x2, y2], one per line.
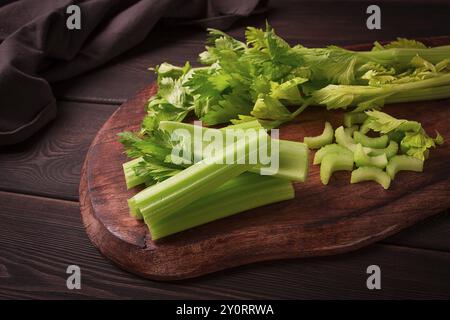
[141, 24, 450, 131]
[119, 122, 304, 239]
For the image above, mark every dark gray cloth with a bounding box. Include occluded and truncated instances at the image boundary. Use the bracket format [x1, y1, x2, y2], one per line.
[0, 0, 266, 146]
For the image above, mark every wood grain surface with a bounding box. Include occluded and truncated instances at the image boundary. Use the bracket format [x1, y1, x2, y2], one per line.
[80, 37, 450, 280]
[2, 191, 449, 299]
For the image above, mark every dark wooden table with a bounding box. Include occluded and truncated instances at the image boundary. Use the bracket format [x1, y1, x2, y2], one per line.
[1, 0, 450, 299]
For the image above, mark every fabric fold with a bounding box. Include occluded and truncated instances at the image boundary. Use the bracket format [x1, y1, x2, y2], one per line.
[0, 0, 266, 146]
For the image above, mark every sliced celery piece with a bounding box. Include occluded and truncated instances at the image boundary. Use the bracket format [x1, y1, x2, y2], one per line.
[354, 131, 389, 149]
[148, 173, 294, 240]
[335, 126, 372, 153]
[359, 120, 371, 134]
[388, 130, 405, 143]
[320, 152, 354, 185]
[354, 144, 388, 169]
[344, 112, 367, 128]
[303, 121, 334, 149]
[351, 166, 391, 189]
[132, 129, 265, 222]
[313, 143, 353, 165]
[368, 141, 399, 159]
[386, 155, 424, 179]
[344, 125, 359, 137]
[159, 120, 309, 182]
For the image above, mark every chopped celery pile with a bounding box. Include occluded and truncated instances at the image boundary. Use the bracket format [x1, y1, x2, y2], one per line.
[309, 110, 443, 188]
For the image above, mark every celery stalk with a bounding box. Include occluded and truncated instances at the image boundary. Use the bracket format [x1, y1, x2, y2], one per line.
[386, 85, 450, 104]
[159, 120, 309, 182]
[148, 173, 294, 240]
[123, 157, 147, 189]
[358, 45, 450, 66]
[132, 129, 265, 222]
[313, 74, 450, 111]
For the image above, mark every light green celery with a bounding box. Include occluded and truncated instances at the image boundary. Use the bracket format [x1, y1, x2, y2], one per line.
[353, 131, 389, 149]
[359, 120, 371, 134]
[320, 153, 354, 185]
[335, 126, 372, 153]
[387, 130, 405, 143]
[132, 129, 266, 222]
[303, 121, 334, 149]
[358, 45, 450, 66]
[313, 73, 450, 111]
[344, 125, 359, 137]
[344, 112, 367, 128]
[313, 143, 353, 165]
[386, 155, 424, 179]
[350, 166, 391, 189]
[148, 173, 294, 240]
[354, 144, 388, 169]
[123, 157, 146, 189]
[386, 85, 450, 104]
[159, 120, 309, 182]
[277, 140, 309, 182]
[368, 141, 399, 159]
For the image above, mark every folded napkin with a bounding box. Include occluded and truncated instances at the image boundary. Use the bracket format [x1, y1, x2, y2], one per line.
[0, 0, 267, 146]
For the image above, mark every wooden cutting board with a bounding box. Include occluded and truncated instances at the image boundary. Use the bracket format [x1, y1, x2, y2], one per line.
[80, 37, 450, 280]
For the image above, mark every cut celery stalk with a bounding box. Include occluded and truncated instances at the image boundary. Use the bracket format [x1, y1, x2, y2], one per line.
[354, 131, 389, 149]
[123, 157, 147, 189]
[368, 141, 399, 159]
[344, 125, 359, 137]
[132, 129, 266, 222]
[320, 152, 354, 185]
[303, 121, 334, 149]
[344, 112, 367, 128]
[148, 173, 294, 240]
[386, 155, 424, 179]
[159, 120, 309, 182]
[335, 126, 372, 153]
[351, 166, 391, 189]
[277, 140, 309, 182]
[313, 143, 353, 165]
[354, 144, 388, 169]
